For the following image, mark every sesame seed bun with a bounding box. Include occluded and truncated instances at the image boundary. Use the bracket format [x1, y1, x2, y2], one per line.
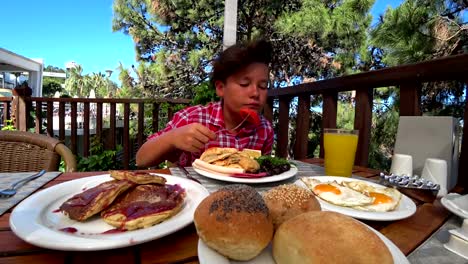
[194, 184, 273, 261]
[273, 211, 393, 264]
[263, 184, 321, 229]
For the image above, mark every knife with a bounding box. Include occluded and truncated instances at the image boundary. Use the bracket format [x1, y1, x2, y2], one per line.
[177, 164, 202, 184]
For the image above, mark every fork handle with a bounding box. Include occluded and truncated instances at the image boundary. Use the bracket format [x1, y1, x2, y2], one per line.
[11, 170, 47, 189]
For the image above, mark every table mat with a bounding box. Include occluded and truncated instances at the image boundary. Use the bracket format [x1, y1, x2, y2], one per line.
[169, 160, 326, 193]
[0, 171, 62, 215]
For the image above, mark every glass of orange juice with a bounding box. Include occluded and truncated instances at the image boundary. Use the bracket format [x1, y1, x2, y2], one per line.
[323, 128, 359, 177]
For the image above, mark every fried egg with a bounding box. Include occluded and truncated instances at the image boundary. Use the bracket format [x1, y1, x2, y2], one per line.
[342, 181, 402, 212]
[301, 178, 374, 207]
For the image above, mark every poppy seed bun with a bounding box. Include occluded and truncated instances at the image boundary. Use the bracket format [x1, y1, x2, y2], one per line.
[263, 184, 321, 229]
[273, 211, 393, 264]
[194, 184, 273, 261]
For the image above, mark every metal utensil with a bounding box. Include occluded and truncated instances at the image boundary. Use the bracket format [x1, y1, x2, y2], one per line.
[176, 164, 202, 184]
[379, 172, 440, 194]
[0, 170, 47, 198]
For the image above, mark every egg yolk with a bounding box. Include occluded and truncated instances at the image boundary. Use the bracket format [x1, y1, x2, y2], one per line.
[314, 184, 341, 195]
[369, 192, 393, 204]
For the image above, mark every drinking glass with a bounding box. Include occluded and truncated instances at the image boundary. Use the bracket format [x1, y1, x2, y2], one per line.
[323, 129, 359, 177]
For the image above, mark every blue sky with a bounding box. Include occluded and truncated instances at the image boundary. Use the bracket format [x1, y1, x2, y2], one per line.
[1, 0, 402, 84]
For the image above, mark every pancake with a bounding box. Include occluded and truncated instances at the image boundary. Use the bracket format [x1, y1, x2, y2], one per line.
[101, 184, 186, 230]
[109, 170, 166, 185]
[60, 180, 135, 221]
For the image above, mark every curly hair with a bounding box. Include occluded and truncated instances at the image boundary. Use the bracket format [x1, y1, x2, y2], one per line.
[211, 39, 272, 85]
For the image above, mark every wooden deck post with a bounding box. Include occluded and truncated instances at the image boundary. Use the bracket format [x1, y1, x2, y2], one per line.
[276, 96, 291, 158]
[354, 88, 374, 167]
[11, 92, 31, 132]
[123, 103, 130, 169]
[263, 97, 274, 123]
[399, 82, 422, 116]
[294, 94, 310, 159]
[320, 92, 338, 158]
[35, 101, 42, 134]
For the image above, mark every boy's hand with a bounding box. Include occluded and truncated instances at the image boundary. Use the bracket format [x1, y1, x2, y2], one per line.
[172, 123, 217, 153]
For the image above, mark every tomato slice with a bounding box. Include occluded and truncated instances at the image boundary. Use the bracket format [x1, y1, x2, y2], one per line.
[240, 108, 261, 126]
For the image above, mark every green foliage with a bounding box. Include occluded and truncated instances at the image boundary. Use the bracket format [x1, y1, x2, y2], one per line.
[336, 97, 355, 130]
[112, 0, 349, 95]
[64, 65, 117, 98]
[370, 0, 435, 65]
[59, 159, 66, 172]
[191, 81, 218, 106]
[1, 120, 16, 131]
[76, 136, 123, 172]
[275, 0, 375, 73]
[44, 65, 66, 73]
[42, 76, 65, 97]
[112, 0, 223, 98]
[368, 87, 399, 171]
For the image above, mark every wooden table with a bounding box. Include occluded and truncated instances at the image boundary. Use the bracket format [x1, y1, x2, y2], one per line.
[0, 159, 453, 263]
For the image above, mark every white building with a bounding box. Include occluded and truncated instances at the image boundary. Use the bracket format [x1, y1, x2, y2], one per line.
[0, 48, 43, 97]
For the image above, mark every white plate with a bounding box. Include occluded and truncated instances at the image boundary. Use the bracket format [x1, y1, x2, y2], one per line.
[9, 174, 209, 251]
[441, 193, 468, 219]
[295, 176, 416, 221]
[198, 224, 409, 264]
[192, 165, 298, 184]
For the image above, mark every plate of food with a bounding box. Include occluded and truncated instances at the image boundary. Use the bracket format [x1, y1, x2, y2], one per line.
[194, 184, 408, 264]
[297, 176, 416, 221]
[197, 225, 409, 264]
[191, 147, 297, 183]
[9, 171, 209, 251]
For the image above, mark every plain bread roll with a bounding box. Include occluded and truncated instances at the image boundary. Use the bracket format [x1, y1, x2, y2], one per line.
[273, 211, 393, 264]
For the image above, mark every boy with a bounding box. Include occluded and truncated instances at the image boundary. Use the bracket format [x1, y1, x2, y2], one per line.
[136, 39, 274, 167]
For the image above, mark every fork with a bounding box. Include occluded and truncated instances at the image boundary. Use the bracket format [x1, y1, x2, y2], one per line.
[227, 114, 251, 133]
[225, 110, 260, 133]
[176, 164, 202, 184]
[0, 170, 47, 198]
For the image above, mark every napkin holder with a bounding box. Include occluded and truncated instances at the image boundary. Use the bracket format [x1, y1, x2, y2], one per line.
[444, 219, 468, 260]
[394, 116, 459, 191]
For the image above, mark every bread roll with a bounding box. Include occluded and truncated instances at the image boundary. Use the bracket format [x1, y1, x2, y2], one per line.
[194, 184, 273, 261]
[273, 211, 393, 264]
[263, 184, 321, 229]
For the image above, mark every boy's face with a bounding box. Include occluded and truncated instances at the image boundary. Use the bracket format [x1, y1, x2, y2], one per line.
[215, 62, 269, 116]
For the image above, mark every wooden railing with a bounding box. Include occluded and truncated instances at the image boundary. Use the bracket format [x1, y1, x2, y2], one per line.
[0, 97, 191, 169]
[264, 53, 468, 190]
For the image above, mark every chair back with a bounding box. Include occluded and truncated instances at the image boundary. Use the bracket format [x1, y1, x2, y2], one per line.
[0, 131, 77, 172]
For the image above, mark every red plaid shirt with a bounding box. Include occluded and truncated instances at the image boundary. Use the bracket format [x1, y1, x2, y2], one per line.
[147, 101, 274, 166]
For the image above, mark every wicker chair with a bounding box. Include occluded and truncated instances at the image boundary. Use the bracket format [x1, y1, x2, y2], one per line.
[0, 131, 77, 172]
